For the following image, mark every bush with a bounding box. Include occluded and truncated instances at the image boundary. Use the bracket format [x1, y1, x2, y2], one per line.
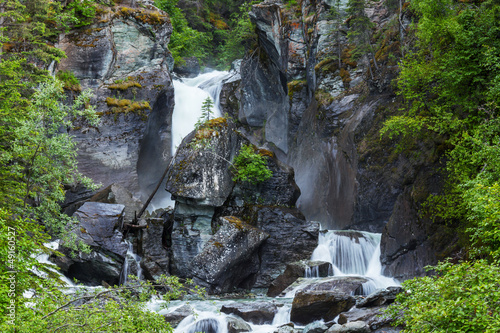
[232, 144, 272, 185]
[387, 260, 500, 332]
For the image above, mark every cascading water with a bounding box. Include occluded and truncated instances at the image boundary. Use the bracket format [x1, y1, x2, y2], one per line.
[306, 230, 398, 294]
[171, 71, 230, 156]
[145, 70, 230, 212]
[119, 240, 143, 285]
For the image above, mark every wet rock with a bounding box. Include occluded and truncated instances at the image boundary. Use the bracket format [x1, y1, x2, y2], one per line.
[290, 290, 355, 325]
[90, 184, 143, 224]
[283, 276, 368, 296]
[191, 216, 269, 294]
[226, 316, 252, 333]
[162, 305, 194, 328]
[220, 301, 279, 325]
[337, 307, 392, 331]
[73, 202, 127, 257]
[356, 287, 402, 308]
[303, 322, 330, 333]
[273, 323, 301, 333]
[173, 57, 200, 77]
[267, 260, 331, 297]
[326, 321, 370, 333]
[50, 202, 128, 285]
[244, 207, 320, 288]
[140, 216, 170, 280]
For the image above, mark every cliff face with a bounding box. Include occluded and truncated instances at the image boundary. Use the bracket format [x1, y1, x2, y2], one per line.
[220, 0, 458, 280]
[57, 0, 175, 201]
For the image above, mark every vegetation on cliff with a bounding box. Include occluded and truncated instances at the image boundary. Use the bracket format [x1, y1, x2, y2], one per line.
[0, 0, 189, 331]
[383, 0, 500, 331]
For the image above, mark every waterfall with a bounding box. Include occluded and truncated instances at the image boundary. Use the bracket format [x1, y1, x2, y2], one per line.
[119, 241, 143, 285]
[146, 70, 229, 212]
[175, 311, 228, 333]
[171, 70, 230, 156]
[309, 230, 398, 290]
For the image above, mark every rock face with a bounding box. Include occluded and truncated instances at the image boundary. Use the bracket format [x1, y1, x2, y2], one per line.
[140, 216, 170, 280]
[191, 216, 269, 294]
[58, 0, 174, 201]
[216, 0, 457, 282]
[163, 120, 318, 292]
[220, 302, 279, 325]
[162, 305, 194, 328]
[290, 290, 356, 325]
[51, 202, 127, 285]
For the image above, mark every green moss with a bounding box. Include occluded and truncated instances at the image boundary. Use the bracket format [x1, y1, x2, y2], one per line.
[108, 80, 142, 90]
[287, 80, 307, 99]
[104, 97, 151, 120]
[56, 70, 82, 92]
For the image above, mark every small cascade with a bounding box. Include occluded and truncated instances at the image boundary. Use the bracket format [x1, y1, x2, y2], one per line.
[311, 230, 379, 275]
[272, 305, 291, 326]
[175, 311, 228, 333]
[119, 241, 143, 285]
[305, 265, 320, 278]
[34, 241, 76, 288]
[307, 230, 398, 291]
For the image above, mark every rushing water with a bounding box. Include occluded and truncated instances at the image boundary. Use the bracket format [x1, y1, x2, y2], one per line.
[146, 70, 230, 212]
[119, 240, 143, 285]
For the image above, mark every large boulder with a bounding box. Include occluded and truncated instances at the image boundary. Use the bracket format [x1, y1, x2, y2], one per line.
[290, 290, 356, 325]
[226, 316, 252, 333]
[220, 301, 279, 325]
[191, 216, 269, 294]
[283, 276, 368, 297]
[51, 202, 127, 285]
[326, 321, 370, 333]
[164, 119, 318, 290]
[162, 305, 194, 328]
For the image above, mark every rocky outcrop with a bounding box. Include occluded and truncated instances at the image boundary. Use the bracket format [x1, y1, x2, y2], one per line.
[162, 305, 194, 328]
[226, 316, 252, 333]
[290, 290, 356, 325]
[140, 215, 170, 280]
[221, 301, 279, 325]
[58, 0, 174, 201]
[326, 322, 370, 333]
[51, 202, 127, 285]
[191, 216, 269, 294]
[162, 120, 318, 291]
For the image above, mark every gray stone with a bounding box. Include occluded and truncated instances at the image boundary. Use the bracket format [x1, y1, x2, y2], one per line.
[290, 290, 355, 325]
[267, 260, 332, 297]
[338, 306, 393, 331]
[326, 321, 370, 333]
[274, 323, 301, 333]
[73, 202, 127, 257]
[221, 301, 279, 325]
[191, 216, 269, 294]
[163, 305, 194, 328]
[356, 287, 402, 308]
[283, 276, 368, 297]
[226, 316, 252, 333]
[140, 216, 170, 280]
[303, 322, 330, 333]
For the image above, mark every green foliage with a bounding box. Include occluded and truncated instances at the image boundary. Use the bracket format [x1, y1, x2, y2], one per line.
[0, 273, 201, 332]
[387, 260, 500, 332]
[232, 144, 273, 185]
[383, 2, 500, 331]
[346, 0, 375, 60]
[56, 70, 82, 92]
[201, 96, 214, 121]
[380, 0, 500, 225]
[66, 0, 97, 28]
[216, 3, 257, 68]
[155, 0, 212, 65]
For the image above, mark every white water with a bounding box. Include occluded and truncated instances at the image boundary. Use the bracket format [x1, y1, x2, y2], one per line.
[120, 240, 143, 284]
[146, 70, 229, 212]
[309, 230, 398, 292]
[171, 70, 230, 156]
